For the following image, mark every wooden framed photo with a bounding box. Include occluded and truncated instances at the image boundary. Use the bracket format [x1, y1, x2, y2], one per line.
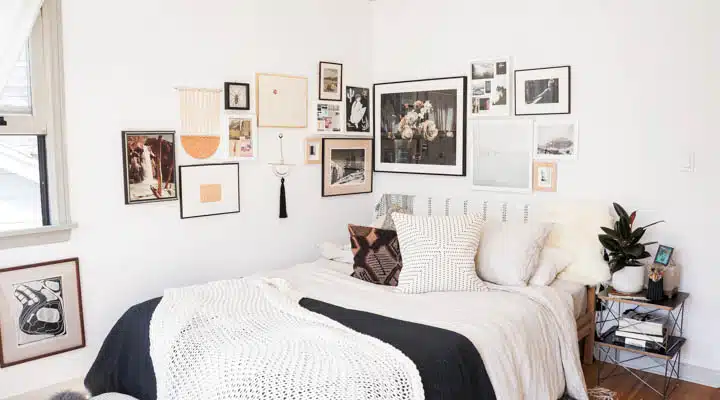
[224, 82, 250, 110]
[318, 61, 343, 101]
[179, 163, 240, 219]
[227, 114, 257, 160]
[532, 161, 557, 192]
[313, 101, 343, 132]
[305, 137, 322, 164]
[654, 245, 674, 266]
[122, 131, 177, 204]
[256, 73, 308, 128]
[0, 258, 85, 367]
[514, 66, 571, 116]
[374, 76, 467, 176]
[346, 86, 370, 132]
[534, 120, 578, 160]
[322, 138, 373, 197]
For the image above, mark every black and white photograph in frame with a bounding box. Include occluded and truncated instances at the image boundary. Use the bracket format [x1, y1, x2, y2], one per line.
[318, 61, 343, 101]
[533, 120, 578, 160]
[471, 119, 533, 192]
[322, 138, 373, 197]
[374, 76, 467, 176]
[515, 66, 571, 115]
[122, 131, 177, 205]
[0, 258, 85, 367]
[346, 86, 370, 132]
[224, 82, 250, 110]
[470, 58, 511, 117]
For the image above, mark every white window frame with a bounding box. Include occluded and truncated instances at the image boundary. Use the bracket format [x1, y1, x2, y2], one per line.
[0, 0, 74, 250]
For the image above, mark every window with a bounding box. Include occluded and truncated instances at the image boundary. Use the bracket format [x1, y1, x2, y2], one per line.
[0, 0, 70, 246]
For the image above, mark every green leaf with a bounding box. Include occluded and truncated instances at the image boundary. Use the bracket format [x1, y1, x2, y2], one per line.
[629, 227, 646, 244]
[613, 203, 630, 221]
[616, 219, 631, 240]
[637, 251, 652, 259]
[642, 220, 665, 230]
[626, 244, 646, 258]
[601, 227, 623, 241]
[599, 235, 621, 252]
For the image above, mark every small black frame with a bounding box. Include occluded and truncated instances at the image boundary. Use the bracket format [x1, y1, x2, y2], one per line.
[321, 137, 373, 197]
[224, 82, 251, 110]
[318, 61, 343, 102]
[179, 163, 241, 219]
[654, 245, 675, 266]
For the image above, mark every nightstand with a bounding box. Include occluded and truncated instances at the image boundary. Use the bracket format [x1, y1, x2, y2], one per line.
[595, 290, 689, 399]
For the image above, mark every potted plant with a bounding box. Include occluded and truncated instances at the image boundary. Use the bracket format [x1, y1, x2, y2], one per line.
[598, 203, 664, 293]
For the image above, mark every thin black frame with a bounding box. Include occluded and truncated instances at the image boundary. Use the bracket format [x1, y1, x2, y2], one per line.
[654, 245, 674, 266]
[318, 61, 343, 102]
[121, 131, 178, 205]
[372, 76, 467, 177]
[345, 85, 371, 133]
[224, 82, 251, 110]
[514, 65, 571, 116]
[179, 163, 241, 219]
[321, 137, 373, 197]
[0, 257, 85, 368]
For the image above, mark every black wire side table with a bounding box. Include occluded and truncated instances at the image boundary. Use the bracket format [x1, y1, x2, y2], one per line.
[595, 290, 689, 399]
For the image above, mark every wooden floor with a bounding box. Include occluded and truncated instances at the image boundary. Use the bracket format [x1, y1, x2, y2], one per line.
[583, 362, 719, 399]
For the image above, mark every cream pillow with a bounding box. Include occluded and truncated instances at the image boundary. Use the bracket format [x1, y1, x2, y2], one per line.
[476, 222, 553, 286]
[529, 247, 573, 286]
[392, 213, 486, 294]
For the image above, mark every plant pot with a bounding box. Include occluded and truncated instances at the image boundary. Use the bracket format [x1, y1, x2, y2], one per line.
[648, 278, 664, 302]
[611, 266, 646, 294]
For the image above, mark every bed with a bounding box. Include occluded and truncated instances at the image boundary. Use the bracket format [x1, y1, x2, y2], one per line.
[552, 279, 596, 365]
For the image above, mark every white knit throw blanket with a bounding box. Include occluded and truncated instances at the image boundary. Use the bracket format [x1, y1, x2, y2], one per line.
[149, 278, 424, 400]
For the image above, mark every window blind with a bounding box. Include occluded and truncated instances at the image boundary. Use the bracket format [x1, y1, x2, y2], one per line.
[0, 45, 32, 115]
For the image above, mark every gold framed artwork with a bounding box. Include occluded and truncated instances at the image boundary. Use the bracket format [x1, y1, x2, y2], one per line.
[533, 161, 557, 192]
[305, 138, 322, 164]
[322, 138, 373, 197]
[256, 73, 308, 128]
[0, 258, 85, 367]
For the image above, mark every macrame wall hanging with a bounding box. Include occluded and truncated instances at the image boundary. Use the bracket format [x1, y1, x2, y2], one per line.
[177, 87, 222, 159]
[269, 133, 294, 218]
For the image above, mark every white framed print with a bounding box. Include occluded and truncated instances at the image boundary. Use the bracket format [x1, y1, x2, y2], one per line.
[469, 58, 511, 117]
[533, 120, 578, 160]
[514, 66, 571, 116]
[179, 163, 240, 219]
[227, 114, 258, 160]
[471, 119, 533, 192]
[313, 101, 343, 132]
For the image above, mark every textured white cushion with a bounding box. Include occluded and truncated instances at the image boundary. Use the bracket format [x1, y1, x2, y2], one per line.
[392, 213, 487, 294]
[318, 242, 354, 264]
[529, 247, 573, 286]
[476, 222, 552, 286]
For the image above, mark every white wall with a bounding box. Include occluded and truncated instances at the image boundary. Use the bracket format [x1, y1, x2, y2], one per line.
[371, 0, 719, 378]
[0, 0, 373, 397]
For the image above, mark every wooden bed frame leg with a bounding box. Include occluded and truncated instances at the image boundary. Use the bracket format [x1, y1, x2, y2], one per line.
[583, 287, 596, 365]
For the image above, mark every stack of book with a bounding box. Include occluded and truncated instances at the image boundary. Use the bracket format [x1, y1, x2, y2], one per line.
[614, 310, 668, 351]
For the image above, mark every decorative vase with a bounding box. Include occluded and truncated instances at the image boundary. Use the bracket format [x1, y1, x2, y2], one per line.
[648, 277, 664, 302]
[611, 266, 646, 294]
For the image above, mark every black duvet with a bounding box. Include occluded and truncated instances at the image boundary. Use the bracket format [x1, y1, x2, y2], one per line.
[85, 297, 496, 400]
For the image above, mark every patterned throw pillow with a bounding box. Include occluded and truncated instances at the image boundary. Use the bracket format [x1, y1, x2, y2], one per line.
[348, 224, 402, 286]
[392, 213, 487, 294]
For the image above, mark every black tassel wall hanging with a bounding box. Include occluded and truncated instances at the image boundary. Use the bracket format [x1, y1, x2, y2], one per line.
[269, 132, 293, 219]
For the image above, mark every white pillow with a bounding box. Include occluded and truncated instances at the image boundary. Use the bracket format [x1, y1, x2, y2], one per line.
[392, 213, 487, 294]
[529, 247, 573, 286]
[475, 222, 553, 286]
[317, 242, 354, 264]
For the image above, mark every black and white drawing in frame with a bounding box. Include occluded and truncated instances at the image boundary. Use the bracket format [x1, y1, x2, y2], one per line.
[224, 82, 250, 110]
[346, 86, 370, 132]
[470, 58, 511, 117]
[514, 66, 571, 115]
[122, 131, 177, 204]
[533, 120, 578, 160]
[374, 76, 467, 176]
[318, 61, 343, 101]
[0, 258, 85, 368]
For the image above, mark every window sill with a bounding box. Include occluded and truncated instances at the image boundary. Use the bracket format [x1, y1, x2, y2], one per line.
[0, 223, 76, 250]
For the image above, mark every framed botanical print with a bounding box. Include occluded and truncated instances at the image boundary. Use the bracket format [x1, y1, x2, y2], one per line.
[179, 163, 240, 219]
[533, 161, 557, 192]
[318, 61, 343, 101]
[374, 76, 467, 176]
[0, 258, 85, 367]
[322, 138, 373, 197]
[227, 114, 258, 159]
[224, 82, 250, 110]
[514, 66, 571, 115]
[256, 73, 308, 128]
[122, 131, 177, 204]
[346, 86, 370, 132]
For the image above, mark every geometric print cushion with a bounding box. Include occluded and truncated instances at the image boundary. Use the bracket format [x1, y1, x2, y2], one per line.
[348, 224, 402, 286]
[391, 213, 487, 294]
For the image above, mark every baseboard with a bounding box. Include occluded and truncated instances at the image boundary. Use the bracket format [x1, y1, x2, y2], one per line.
[3, 378, 87, 400]
[593, 349, 719, 388]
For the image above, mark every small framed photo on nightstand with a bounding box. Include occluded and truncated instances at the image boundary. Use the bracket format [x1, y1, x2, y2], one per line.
[654, 245, 674, 266]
